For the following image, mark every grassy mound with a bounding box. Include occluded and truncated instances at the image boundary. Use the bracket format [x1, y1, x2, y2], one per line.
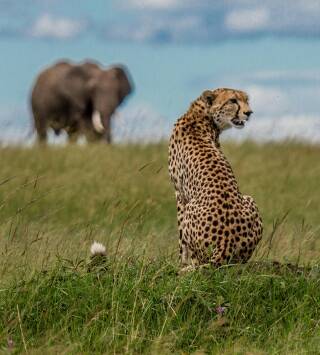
[2, 258, 320, 353]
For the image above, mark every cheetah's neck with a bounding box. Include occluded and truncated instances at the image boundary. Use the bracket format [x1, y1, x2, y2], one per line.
[184, 99, 221, 148]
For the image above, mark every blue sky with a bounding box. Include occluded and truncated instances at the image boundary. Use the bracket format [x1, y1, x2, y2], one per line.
[1, 0, 320, 143]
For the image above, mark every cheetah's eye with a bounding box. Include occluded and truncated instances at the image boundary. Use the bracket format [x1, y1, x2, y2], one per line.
[229, 98, 237, 104]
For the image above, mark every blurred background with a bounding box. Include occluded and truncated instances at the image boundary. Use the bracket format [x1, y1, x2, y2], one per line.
[0, 0, 320, 144]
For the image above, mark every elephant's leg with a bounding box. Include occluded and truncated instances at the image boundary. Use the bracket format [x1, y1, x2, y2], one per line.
[67, 132, 79, 144]
[84, 129, 103, 143]
[104, 124, 112, 144]
[34, 115, 47, 144]
[106, 130, 111, 144]
[65, 121, 80, 144]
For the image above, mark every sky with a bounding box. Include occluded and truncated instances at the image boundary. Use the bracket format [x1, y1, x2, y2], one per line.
[0, 0, 320, 143]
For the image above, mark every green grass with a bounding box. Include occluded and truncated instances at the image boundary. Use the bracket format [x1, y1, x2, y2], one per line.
[0, 141, 320, 353]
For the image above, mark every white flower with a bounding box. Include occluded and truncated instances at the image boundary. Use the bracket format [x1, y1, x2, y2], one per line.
[90, 241, 106, 256]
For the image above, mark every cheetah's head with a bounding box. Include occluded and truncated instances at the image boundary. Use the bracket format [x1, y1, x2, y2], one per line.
[201, 88, 253, 130]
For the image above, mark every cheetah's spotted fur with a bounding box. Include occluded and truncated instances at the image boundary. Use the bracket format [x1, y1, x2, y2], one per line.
[168, 88, 263, 270]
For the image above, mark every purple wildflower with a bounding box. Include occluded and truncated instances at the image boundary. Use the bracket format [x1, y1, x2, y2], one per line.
[215, 306, 226, 315]
[7, 337, 14, 350]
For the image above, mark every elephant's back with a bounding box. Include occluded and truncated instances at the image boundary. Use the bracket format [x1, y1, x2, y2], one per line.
[32, 62, 71, 94]
[31, 61, 72, 112]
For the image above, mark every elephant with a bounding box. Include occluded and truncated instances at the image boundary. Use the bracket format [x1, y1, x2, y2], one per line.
[30, 60, 133, 143]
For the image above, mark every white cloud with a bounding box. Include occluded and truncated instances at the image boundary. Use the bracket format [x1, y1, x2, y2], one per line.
[29, 13, 86, 39]
[245, 85, 290, 116]
[124, 0, 186, 9]
[114, 1, 320, 43]
[224, 115, 320, 143]
[105, 14, 204, 43]
[2, 1, 320, 43]
[225, 7, 270, 32]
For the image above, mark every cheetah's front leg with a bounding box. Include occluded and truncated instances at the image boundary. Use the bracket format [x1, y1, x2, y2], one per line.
[175, 191, 190, 266]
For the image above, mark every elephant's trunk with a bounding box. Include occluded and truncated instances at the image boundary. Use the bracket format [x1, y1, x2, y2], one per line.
[92, 110, 105, 133]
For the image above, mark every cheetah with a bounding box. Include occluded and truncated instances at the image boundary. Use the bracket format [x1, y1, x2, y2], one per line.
[168, 88, 263, 271]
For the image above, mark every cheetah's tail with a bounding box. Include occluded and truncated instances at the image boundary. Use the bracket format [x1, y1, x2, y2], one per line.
[90, 241, 107, 257]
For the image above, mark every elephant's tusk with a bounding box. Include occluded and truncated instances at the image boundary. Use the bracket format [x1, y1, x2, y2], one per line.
[92, 111, 105, 133]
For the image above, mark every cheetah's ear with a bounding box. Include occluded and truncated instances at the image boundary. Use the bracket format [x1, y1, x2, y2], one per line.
[202, 90, 217, 106]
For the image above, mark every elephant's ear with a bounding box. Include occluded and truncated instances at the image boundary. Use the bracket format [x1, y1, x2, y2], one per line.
[86, 77, 98, 95]
[110, 66, 134, 99]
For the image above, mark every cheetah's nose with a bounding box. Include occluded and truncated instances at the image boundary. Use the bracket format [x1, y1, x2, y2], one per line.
[244, 110, 253, 118]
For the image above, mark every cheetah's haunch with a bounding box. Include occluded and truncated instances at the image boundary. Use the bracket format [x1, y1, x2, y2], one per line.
[168, 88, 263, 270]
